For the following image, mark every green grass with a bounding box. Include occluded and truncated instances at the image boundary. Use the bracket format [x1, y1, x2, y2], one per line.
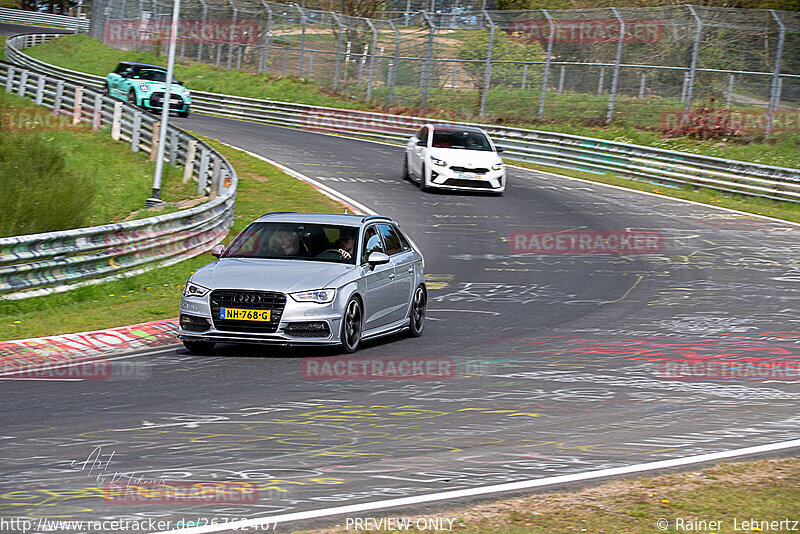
[0, 135, 345, 340]
[0, 90, 194, 236]
[303, 458, 800, 534]
[0, 35, 6, 61]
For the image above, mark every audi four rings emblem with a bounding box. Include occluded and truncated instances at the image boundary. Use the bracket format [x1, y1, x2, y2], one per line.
[234, 294, 261, 304]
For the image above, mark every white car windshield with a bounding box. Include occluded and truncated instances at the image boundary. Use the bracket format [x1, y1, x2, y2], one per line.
[432, 130, 492, 151]
[223, 222, 359, 264]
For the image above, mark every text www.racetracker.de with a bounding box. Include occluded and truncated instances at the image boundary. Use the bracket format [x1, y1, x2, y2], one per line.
[1, 517, 278, 532]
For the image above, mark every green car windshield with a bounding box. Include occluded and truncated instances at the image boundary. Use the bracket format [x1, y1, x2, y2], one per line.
[136, 69, 177, 83]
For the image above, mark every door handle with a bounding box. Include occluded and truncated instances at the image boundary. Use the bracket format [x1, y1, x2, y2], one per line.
[389, 273, 396, 280]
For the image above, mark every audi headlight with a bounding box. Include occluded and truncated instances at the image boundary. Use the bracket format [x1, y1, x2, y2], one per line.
[290, 289, 336, 304]
[138, 84, 150, 92]
[492, 163, 504, 171]
[183, 282, 210, 298]
[431, 156, 447, 167]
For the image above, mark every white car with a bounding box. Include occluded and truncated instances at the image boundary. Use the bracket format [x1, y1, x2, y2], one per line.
[403, 124, 506, 194]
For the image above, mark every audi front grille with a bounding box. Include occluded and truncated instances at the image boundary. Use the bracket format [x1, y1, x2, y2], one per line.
[210, 290, 286, 333]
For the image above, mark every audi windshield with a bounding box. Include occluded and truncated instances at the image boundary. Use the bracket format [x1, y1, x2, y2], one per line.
[222, 222, 360, 264]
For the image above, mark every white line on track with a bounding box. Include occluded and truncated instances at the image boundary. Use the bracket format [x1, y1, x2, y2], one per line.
[154, 438, 800, 533]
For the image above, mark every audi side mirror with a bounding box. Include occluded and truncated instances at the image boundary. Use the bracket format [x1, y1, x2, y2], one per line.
[210, 244, 225, 258]
[367, 252, 390, 268]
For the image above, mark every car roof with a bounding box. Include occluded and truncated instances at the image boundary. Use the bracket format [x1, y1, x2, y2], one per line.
[427, 124, 485, 133]
[253, 212, 394, 226]
[118, 61, 167, 70]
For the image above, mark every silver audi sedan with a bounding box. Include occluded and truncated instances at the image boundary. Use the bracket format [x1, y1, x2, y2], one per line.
[178, 212, 426, 354]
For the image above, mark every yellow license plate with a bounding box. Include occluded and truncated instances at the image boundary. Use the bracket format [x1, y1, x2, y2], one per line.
[220, 308, 271, 321]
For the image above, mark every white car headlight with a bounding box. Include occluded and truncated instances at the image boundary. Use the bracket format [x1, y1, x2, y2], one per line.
[183, 282, 210, 298]
[290, 289, 336, 304]
[431, 156, 447, 167]
[492, 163, 504, 171]
[138, 84, 150, 92]
[182, 89, 191, 98]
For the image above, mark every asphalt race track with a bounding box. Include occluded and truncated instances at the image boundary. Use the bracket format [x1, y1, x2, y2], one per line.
[1, 106, 799, 531]
[0, 22, 71, 36]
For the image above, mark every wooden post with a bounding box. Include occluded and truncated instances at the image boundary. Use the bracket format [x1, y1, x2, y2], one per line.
[150, 121, 160, 161]
[111, 101, 123, 140]
[72, 86, 83, 125]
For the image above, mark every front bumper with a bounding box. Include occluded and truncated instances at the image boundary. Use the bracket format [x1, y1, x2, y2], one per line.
[428, 165, 505, 192]
[178, 291, 343, 346]
[140, 92, 191, 112]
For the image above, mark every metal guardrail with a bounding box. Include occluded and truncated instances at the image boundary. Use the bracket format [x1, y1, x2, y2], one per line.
[0, 7, 89, 32]
[9, 33, 800, 204]
[1, 36, 237, 300]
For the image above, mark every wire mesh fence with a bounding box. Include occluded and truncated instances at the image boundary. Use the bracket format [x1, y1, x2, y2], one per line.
[87, 1, 799, 134]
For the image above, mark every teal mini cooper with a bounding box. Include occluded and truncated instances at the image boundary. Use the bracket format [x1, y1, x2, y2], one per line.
[104, 61, 191, 118]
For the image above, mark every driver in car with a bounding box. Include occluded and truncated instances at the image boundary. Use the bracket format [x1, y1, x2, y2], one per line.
[336, 228, 356, 261]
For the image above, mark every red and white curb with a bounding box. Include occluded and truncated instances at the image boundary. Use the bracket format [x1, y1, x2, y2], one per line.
[0, 318, 179, 376]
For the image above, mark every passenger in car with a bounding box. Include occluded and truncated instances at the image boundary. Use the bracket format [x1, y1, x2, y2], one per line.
[275, 227, 303, 257]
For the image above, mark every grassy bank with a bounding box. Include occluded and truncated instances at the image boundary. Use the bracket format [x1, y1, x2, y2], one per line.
[24, 35, 800, 170]
[0, 135, 344, 340]
[0, 89, 192, 236]
[310, 457, 800, 534]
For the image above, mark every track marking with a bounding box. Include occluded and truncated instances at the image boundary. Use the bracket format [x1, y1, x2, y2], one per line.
[153, 438, 800, 533]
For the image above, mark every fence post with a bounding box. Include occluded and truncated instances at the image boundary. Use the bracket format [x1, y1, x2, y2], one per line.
[73, 86, 83, 125]
[365, 18, 378, 100]
[227, 0, 238, 69]
[597, 67, 605, 96]
[211, 156, 222, 198]
[479, 10, 495, 116]
[150, 120, 160, 161]
[420, 11, 435, 110]
[684, 5, 702, 113]
[4, 66, 13, 93]
[35, 75, 46, 106]
[169, 129, 179, 165]
[17, 69, 28, 98]
[538, 9, 555, 119]
[53, 79, 64, 111]
[296, 5, 307, 76]
[726, 74, 734, 108]
[332, 13, 345, 90]
[197, 0, 208, 62]
[93, 93, 102, 130]
[766, 10, 786, 137]
[112, 101, 123, 140]
[308, 52, 314, 77]
[680, 71, 689, 103]
[131, 110, 142, 151]
[638, 70, 647, 98]
[606, 7, 624, 124]
[388, 20, 401, 105]
[558, 65, 565, 94]
[258, 1, 272, 74]
[198, 148, 210, 195]
[183, 139, 198, 183]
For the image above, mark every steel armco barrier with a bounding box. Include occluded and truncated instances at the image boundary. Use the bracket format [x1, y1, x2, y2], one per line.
[9, 34, 800, 204]
[1, 36, 237, 300]
[0, 7, 89, 32]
